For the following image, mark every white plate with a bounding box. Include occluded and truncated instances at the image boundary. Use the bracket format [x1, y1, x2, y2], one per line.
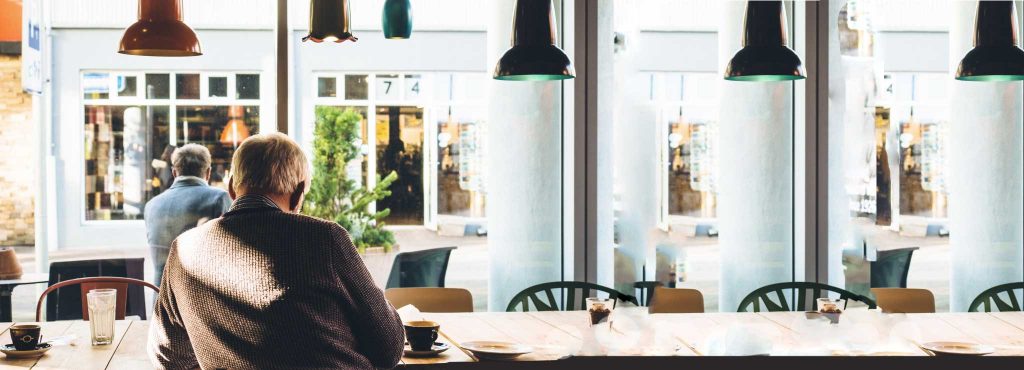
[921, 341, 995, 356]
[460, 341, 533, 361]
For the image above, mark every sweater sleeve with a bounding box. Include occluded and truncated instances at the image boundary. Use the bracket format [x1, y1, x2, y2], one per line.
[329, 224, 405, 369]
[148, 242, 200, 370]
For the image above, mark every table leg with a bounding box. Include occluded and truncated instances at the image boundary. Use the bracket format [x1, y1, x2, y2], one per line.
[0, 286, 13, 322]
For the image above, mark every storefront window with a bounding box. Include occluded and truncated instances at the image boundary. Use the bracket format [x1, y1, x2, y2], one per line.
[82, 72, 262, 221]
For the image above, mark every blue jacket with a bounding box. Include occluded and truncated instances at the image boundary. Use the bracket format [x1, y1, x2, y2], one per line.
[145, 177, 231, 283]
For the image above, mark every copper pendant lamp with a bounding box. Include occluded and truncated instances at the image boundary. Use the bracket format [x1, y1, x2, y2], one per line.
[724, 1, 805, 81]
[119, 0, 202, 57]
[304, 0, 359, 43]
[493, 0, 575, 81]
[956, 1, 1024, 81]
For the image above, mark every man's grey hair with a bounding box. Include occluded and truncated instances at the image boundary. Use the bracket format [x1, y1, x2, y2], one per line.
[171, 144, 212, 177]
[231, 133, 310, 195]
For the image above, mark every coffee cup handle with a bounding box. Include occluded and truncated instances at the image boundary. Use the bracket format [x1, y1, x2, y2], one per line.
[430, 331, 438, 343]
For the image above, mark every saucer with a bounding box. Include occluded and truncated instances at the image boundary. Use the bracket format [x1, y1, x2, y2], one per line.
[404, 342, 450, 358]
[0, 343, 52, 359]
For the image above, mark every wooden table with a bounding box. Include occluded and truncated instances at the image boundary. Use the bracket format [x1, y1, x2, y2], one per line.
[0, 312, 1021, 368]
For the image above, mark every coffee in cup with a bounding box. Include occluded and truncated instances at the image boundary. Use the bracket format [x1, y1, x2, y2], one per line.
[404, 321, 440, 351]
[9, 324, 42, 351]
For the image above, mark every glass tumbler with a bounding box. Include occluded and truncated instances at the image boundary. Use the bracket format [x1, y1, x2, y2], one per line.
[87, 289, 117, 345]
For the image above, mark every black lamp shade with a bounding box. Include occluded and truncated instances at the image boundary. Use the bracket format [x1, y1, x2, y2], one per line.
[494, 0, 575, 81]
[383, 0, 413, 39]
[956, 1, 1024, 81]
[304, 0, 359, 43]
[118, 0, 201, 57]
[724, 1, 805, 81]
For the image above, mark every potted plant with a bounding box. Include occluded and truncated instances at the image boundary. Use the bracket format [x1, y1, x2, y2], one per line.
[304, 106, 398, 253]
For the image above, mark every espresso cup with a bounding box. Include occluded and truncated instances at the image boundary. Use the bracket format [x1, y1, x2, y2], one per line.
[9, 324, 41, 351]
[404, 321, 440, 351]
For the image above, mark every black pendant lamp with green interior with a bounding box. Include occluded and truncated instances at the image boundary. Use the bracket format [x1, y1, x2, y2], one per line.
[494, 0, 575, 81]
[956, 1, 1024, 81]
[304, 0, 359, 43]
[724, 1, 805, 81]
[383, 0, 413, 39]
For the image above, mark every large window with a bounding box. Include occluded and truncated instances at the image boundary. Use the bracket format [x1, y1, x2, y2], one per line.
[82, 72, 261, 221]
[605, 0, 803, 312]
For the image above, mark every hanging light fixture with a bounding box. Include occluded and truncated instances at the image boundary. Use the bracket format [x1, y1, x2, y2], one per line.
[724, 1, 805, 81]
[119, 0, 201, 56]
[956, 1, 1024, 81]
[383, 0, 413, 39]
[494, 0, 575, 81]
[220, 106, 251, 147]
[304, 0, 359, 43]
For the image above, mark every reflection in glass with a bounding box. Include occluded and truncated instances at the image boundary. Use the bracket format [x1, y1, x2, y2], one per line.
[209, 77, 228, 98]
[145, 74, 170, 99]
[376, 106, 424, 225]
[117, 76, 137, 97]
[176, 106, 260, 189]
[437, 107, 486, 218]
[176, 74, 200, 99]
[318, 77, 338, 98]
[345, 75, 369, 100]
[236, 74, 260, 100]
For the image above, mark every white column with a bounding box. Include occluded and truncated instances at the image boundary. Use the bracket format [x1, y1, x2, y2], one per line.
[612, 1, 658, 292]
[486, 0, 565, 311]
[948, 1, 1024, 312]
[594, 0, 618, 289]
[717, 1, 795, 311]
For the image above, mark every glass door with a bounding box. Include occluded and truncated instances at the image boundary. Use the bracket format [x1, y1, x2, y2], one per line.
[375, 106, 425, 225]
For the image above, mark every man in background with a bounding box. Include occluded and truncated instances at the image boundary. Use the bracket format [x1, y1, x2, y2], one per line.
[144, 144, 232, 286]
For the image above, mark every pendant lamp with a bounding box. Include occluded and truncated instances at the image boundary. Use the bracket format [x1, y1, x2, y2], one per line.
[494, 0, 575, 81]
[119, 0, 201, 57]
[956, 1, 1024, 81]
[383, 0, 413, 39]
[724, 1, 805, 81]
[304, 0, 359, 43]
[220, 106, 250, 147]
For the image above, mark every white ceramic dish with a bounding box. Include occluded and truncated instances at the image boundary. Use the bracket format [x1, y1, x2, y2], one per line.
[460, 341, 533, 361]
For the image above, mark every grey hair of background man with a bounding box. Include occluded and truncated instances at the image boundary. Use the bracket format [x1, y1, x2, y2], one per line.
[171, 144, 212, 178]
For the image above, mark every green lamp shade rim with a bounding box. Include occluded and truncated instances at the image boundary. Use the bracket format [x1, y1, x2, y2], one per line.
[118, 20, 202, 57]
[493, 45, 576, 81]
[724, 45, 805, 82]
[955, 45, 1024, 81]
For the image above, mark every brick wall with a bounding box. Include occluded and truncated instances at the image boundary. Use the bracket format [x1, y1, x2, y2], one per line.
[0, 54, 35, 246]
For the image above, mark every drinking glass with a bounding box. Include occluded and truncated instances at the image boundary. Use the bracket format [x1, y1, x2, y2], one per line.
[87, 289, 117, 345]
[586, 297, 615, 326]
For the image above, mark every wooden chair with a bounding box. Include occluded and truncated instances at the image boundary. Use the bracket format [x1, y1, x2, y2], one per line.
[648, 287, 704, 314]
[737, 282, 876, 312]
[386, 247, 457, 289]
[385, 288, 474, 313]
[506, 281, 638, 312]
[871, 288, 935, 313]
[46, 258, 148, 320]
[968, 282, 1024, 312]
[36, 277, 158, 322]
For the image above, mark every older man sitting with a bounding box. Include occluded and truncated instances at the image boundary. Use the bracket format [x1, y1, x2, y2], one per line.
[148, 133, 404, 370]
[144, 144, 231, 286]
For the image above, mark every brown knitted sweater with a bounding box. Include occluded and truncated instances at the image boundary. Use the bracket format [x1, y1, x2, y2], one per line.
[148, 194, 404, 370]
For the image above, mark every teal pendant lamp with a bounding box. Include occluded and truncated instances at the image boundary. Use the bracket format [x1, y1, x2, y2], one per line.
[383, 0, 413, 39]
[956, 1, 1024, 81]
[724, 1, 805, 81]
[494, 0, 575, 81]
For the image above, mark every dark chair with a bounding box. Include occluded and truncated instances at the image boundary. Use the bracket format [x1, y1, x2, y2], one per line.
[633, 281, 663, 306]
[35, 277, 158, 321]
[506, 281, 639, 312]
[385, 247, 457, 289]
[968, 282, 1024, 312]
[737, 282, 876, 312]
[871, 247, 918, 288]
[45, 258, 148, 321]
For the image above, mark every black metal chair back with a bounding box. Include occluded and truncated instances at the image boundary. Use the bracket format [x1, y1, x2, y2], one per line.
[506, 281, 639, 312]
[968, 282, 1023, 312]
[871, 247, 917, 288]
[633, 281, 663, 306]
[46, 258, 147, 321]
[385, 247, 457, 289]
[737, 282, 876, 312]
